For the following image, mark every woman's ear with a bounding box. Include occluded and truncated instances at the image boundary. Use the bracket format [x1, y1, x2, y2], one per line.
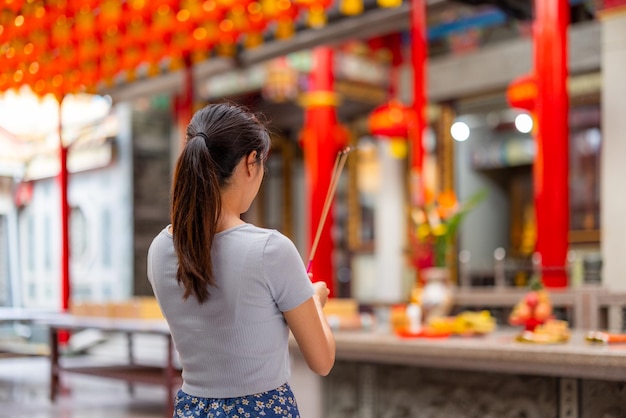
[244, 151, 258, 177]
[246, 151, 258, 165]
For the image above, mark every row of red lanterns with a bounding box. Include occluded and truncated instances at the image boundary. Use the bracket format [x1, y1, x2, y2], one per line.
[0, 0, 402, 99]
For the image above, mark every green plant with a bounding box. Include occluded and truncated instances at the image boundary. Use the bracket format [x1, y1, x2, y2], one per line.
[411, 189, 487, 267]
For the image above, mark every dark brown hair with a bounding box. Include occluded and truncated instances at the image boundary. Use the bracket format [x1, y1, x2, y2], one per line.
[171, 103, 270, 304]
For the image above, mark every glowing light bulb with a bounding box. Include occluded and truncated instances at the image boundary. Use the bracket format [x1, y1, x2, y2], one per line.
[451, 121, 470, 142]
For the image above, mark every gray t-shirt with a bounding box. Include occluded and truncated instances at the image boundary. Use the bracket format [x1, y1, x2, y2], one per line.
[147, 223, 314, 398]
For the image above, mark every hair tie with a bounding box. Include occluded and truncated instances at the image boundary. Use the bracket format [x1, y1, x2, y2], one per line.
[195, 132, 210, 147]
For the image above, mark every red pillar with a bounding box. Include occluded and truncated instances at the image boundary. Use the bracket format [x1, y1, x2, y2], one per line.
[58, 97, 70, 312]
[533, 0, 570, 287]
[302, 47, 338, 297]
[410, 0, 427, 204]
[410, 0, 428, 270]
[58, 96, 70, 344]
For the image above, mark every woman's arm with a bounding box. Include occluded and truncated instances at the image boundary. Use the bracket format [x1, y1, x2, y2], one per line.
[284, 282, 336, 376]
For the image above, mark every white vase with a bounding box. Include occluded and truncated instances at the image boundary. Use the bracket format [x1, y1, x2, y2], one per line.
[420, 267, 454, 322]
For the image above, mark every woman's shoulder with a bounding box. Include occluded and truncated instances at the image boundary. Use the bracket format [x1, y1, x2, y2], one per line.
[234, 224, 294, 250]
[147, 226, 174, 258]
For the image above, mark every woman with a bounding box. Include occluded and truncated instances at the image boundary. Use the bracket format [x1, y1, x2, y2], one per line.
[147, 103, 335, 418]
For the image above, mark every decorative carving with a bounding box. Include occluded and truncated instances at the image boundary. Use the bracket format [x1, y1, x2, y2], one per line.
[325, 361, 626, 418]
[580, 380, 626, 418]
[325, 362, 559, 418]
[375, 366, 557, 418]
[325, 362, 359, 418]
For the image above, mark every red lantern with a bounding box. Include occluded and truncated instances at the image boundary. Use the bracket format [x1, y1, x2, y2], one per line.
[4, 0, 25, 14]
[243, 2, 268, 48]
[144, 39, 168, 66]
[80, 60, 100, 91]
[190, 21, 219, 53]
[199, 0, 226, 21]
[368, 100, 413, 138]
[507, 74, 537, 112]
[150, 0, 178, 39]
[215, 18, 240, 56]
[97, 0, 123, 31]
[274, 0, 299, 39]
[294, 0, 333, 27]
[73, 7, 96, 39]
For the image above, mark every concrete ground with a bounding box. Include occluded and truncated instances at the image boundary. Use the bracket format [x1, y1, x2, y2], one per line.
[0, 331, 322, 418]
[0, 330, 175, 418]
[0, 355, 169, 418]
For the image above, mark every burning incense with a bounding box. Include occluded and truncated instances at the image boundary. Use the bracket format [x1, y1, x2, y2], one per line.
[307, 146, 351, 273]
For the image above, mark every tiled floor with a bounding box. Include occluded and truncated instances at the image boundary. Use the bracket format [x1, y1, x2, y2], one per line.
[0, 332, 323, 418]
[0, 356, 169, 418]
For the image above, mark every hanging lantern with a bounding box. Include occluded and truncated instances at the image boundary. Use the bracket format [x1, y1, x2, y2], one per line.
[100, 51, 119, 85]
[378, 0, 402, 7]
[368, 100, 412, 158]
[97, 0, 123, 31]
[74, 7, 96, 39]
[151, 0, 177, 39]
[121, 44, 144, 74]
[369, 100, 412, 137]
[144, 40, 167, 75]
[58, 45, 78, 72]
[340, 0, 363, 15]
[507, 74, 537, 112]
[294, 0, 333, 28]
[190, 21, 218, 51]
[4, 0, 25, 14]
[274, 0, 299, 39]
[51, 13, 73, 48]
[180, 0, 205, 23]
[124, 14, 148, 45]
[215, 18, 240, 56]
[80, 60, 100, 92]
[242, 2, 268, 48]
[171, 30, 194, 56]
[0, 73, 11, 93]
[199, 0, 226, 22]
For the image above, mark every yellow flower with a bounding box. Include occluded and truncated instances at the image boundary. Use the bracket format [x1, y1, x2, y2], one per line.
[417, 224, 431, 239]
[432, 223, 447, 237]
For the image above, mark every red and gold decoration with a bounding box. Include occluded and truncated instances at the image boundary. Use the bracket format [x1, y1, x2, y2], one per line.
[509, 278, 571, 344]
[508, 278, 554, 331]
[0, 0, 404, 100]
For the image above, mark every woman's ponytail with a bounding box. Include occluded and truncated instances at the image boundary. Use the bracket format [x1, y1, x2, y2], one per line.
[171, 136, 221, 303]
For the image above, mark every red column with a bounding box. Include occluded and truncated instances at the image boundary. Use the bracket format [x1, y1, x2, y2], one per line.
[410, 0, 427, 204]
[410, 0, 428, 270]
[58, 97, 70, 312]
[302, 47, 338, 297]
[533, 0, 570, 287]
[58, 96, 70, 344]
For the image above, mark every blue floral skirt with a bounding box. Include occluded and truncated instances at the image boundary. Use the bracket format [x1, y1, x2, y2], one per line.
[173, 383, 300, 417]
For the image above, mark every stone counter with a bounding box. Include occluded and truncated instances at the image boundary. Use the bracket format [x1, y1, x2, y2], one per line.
[289, 329, 626, 418]
[331, 329, 626, 381]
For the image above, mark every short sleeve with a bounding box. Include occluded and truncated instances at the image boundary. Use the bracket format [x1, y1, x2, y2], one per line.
[263, 231, 315, 312]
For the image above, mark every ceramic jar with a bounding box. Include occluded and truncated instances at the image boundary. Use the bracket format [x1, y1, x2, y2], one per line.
[420, 267, 454, 323]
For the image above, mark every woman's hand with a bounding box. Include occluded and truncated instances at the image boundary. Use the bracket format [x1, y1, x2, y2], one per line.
[284, 274, 335, 376]
[312, 281, 329, 308]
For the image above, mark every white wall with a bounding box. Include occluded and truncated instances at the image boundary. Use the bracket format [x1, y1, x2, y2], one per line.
[601, 12, 626, 291]
[18, 103, 134, 308]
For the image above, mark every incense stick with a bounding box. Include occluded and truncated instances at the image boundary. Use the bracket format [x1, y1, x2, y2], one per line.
[307, 147, 351, 272]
